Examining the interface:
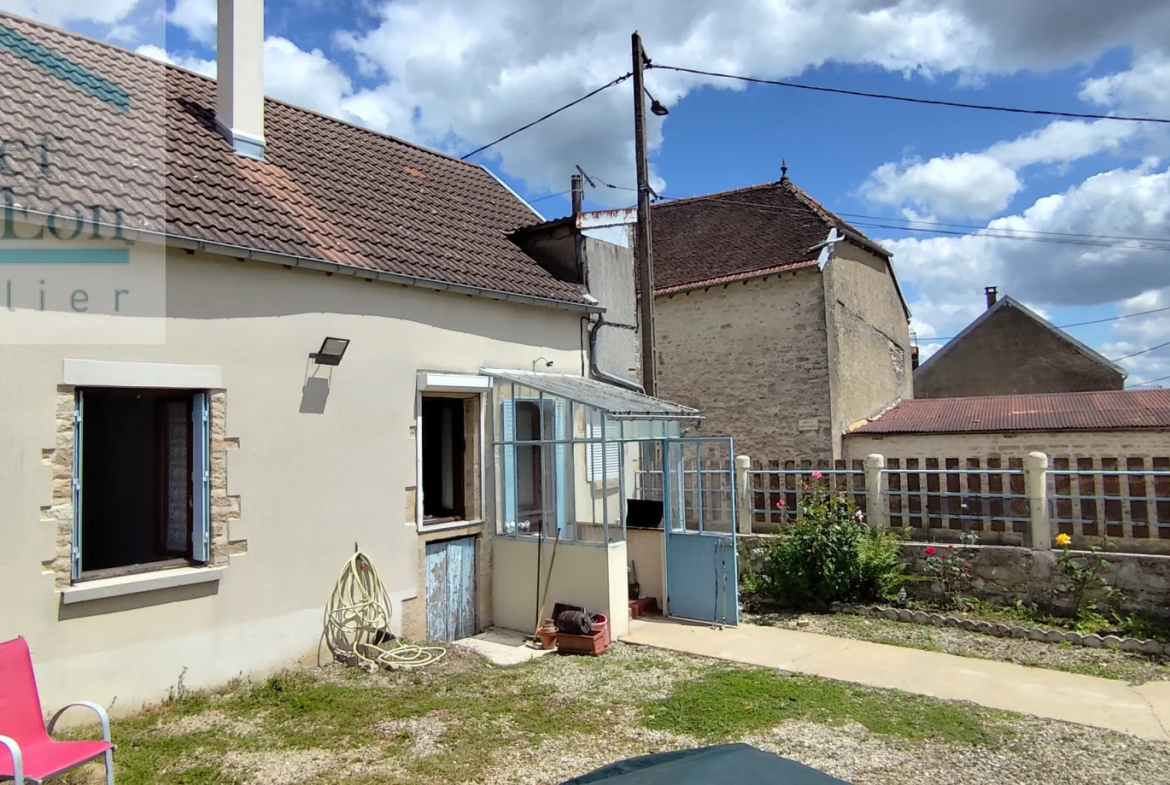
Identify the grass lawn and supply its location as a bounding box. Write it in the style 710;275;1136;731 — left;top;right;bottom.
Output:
58;643;1170;785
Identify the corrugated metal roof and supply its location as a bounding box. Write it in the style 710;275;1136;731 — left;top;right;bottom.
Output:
849;390;1170;435
482;370;700;420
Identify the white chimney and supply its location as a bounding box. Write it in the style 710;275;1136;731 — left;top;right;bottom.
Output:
216;0;266;160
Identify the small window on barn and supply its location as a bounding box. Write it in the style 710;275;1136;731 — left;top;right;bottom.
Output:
73;387;210;580
421;396;475;524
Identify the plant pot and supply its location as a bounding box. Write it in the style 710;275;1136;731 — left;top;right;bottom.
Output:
592;614;610;648
537;620;558;649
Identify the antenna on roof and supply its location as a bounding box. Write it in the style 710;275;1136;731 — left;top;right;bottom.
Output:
780;160;789;181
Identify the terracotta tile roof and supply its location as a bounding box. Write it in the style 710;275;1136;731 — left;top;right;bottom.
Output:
0;13;589;307
848;390;1170;435
649;178;889;293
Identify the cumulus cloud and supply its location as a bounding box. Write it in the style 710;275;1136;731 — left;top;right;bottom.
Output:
167;0;215;44
861;154;1023;219
0;0;141;26
860;118;1142;219
890;162;1170;371
135;38;415;136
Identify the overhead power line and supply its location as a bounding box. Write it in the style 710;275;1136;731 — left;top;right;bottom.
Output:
528;189;572;204
919;305;1170;343
652;192;1170;252
1111;339;1170;363
1130;373;1170;388
649;64;1170;125
460;73;633;161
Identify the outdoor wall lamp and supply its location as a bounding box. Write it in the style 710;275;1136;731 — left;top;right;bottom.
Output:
532;357;554;371
311;337;350;366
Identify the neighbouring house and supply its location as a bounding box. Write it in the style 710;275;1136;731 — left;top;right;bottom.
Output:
0;4;710;715
650;171;913;459
843;389;1170;463
914;287;1127;398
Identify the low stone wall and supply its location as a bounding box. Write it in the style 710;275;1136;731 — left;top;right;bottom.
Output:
739;535;1170;619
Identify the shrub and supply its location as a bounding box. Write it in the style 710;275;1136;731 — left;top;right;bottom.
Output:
921;531;979;608
756;477;907;608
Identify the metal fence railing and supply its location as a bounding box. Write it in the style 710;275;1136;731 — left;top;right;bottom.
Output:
736;453;1170;554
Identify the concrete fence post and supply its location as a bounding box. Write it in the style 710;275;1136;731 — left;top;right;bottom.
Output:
864;453;886;528
735;455;752;535
1026;451;1051;550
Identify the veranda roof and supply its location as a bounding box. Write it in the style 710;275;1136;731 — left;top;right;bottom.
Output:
481;370;700;421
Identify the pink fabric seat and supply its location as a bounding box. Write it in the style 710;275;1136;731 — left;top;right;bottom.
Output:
0;637;115;784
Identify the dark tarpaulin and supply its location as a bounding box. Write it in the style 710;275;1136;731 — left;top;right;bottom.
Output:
561;743;851;784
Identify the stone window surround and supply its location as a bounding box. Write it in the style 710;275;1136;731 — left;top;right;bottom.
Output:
46;360;246;604
414;373;489;534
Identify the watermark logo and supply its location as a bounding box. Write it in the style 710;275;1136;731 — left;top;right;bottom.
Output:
0;33;167;345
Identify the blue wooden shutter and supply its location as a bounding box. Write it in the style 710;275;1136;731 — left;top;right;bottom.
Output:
500;400;517;531
192;392;211;563
70;392;84;580
554;400;568;536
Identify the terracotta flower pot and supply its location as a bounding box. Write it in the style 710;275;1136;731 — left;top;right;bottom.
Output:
538;619;558;649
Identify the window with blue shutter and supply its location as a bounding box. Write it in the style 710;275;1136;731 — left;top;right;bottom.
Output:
70;387;213;578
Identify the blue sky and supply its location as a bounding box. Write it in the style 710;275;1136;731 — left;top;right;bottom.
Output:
6;0;1170;384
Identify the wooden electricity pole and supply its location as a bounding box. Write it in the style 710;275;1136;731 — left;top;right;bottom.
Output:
632;31;657;397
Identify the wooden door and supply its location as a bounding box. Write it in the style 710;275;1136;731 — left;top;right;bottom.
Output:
425;536;477;642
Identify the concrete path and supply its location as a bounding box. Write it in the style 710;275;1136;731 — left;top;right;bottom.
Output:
453;627;556;666
624;618;1170;742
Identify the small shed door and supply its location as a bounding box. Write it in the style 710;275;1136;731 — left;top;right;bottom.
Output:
425;536;477;642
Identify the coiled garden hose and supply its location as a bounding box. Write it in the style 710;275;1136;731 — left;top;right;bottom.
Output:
322;551;446;671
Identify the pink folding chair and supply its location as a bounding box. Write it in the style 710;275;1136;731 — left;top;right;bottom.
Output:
0;637;114;784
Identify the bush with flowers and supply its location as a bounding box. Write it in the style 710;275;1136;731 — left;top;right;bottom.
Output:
756;472;907;608
920;531;979;608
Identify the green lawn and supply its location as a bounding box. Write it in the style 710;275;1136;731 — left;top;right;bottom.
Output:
55;643;1167;785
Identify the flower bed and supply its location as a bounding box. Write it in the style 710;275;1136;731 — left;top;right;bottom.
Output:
830;602;1170;655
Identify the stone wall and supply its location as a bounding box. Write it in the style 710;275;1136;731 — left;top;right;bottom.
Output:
914;302;1125;398
654;269;833;459
823;241;913;457
739;534;1170;619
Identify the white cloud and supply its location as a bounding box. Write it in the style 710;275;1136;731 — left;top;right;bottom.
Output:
135;42;213;76
325;0;1170;202
1080;53;1170;118
135;38;414;136
861;154;1023;219
860;118;1141;219
0;0;140;26
891;162;1170;368
167;0;215;44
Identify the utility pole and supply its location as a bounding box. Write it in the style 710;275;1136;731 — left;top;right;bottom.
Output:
632;31;657;397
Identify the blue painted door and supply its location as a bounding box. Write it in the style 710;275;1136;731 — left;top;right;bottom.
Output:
425;536;477;642
663;438;739;625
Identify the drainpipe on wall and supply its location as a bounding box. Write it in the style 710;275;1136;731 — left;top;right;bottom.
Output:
573;174;646;394
589;316;645;393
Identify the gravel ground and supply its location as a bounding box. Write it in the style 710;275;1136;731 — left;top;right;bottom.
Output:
502;644;1170;785
746;609;1170;684
61;642;1170;785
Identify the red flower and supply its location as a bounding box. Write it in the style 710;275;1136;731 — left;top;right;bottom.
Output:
947;544;954;550
803;484;810;491
924;546;936;556
776;499;786;509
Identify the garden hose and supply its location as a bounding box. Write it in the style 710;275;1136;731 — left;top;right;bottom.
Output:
322;551;446;671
